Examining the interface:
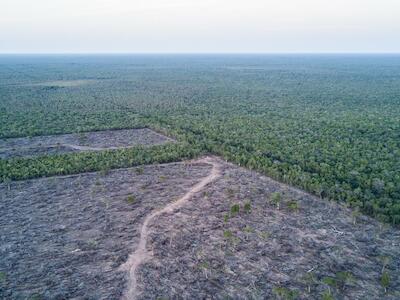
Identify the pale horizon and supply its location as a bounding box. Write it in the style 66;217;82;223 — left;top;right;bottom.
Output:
1;0;400;54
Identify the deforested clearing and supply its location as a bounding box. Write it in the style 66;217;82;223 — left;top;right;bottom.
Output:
1;158;399;299
0;128;174;159
28;80;97;88
0;160;212;299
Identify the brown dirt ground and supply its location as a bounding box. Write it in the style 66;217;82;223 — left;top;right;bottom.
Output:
1;157;399;299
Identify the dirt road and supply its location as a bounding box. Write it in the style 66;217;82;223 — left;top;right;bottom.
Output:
119;157;222;300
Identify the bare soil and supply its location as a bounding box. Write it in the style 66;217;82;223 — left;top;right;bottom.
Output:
0;128;174;159
1;157;399;299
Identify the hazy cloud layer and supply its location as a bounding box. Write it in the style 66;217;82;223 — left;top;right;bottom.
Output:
1;0;399;53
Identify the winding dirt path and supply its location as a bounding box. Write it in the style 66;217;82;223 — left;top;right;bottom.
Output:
119;157;222;300
0;128;175;158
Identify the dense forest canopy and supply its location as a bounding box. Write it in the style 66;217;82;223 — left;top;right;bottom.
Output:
0;54;399;224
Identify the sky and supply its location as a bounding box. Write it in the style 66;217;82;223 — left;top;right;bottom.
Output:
1;0;400;53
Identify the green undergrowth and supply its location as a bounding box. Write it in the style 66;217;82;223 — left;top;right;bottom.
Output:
0;142;201;182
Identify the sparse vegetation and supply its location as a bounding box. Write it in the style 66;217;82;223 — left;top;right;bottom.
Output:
381;271;390;293
322;276;336;295
223;214;229;223
244;201;251;213
287;200;299;212
243;225;253;240
321;290;334;300
272;286;299;300
126;195;136;204
271;192;281;209
198;261;210;278
321;272;355;295
380;255;392;273
87;239;98;249
230;204;240;216
223;230;233;239
257;230;270;240
335;271;355;290
0;271;6;283
301;272;317;293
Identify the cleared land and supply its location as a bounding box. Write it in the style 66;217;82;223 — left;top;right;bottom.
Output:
0;128;174;159
1;157;399;299
28;80;97;88
0;160;212;299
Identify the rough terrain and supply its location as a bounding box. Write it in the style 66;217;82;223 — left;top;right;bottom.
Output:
137;158;400;299
0;161;212;299
0;128;174;159
120;157;221;300
1;157;399;299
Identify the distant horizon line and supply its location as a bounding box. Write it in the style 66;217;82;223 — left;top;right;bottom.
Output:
1;52;400;56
